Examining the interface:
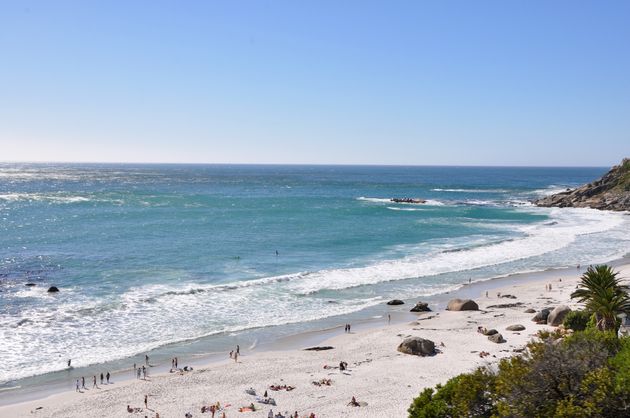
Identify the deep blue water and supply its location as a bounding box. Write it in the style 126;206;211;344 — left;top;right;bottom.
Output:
1;164;628;384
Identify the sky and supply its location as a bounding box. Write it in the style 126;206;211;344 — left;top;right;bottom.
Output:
1;1;629;166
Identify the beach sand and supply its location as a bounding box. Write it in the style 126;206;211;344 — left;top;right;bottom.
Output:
2;263;628;418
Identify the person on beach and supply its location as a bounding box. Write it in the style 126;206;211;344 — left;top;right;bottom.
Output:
137;367;141;379
67;359;71;368
348;396;360;407
348;324;351;332
485;291;488;297
234;351;239;363
175;357;178;368
81;376;85;390
142;365;146;379
93;375;97;388
229;350;233;359
133;362;136;376
145;354;149;366
237;345;240;355
100;372;104;385
388;313;391;324
106;371;110;384
75;379;80;392
171;358;175;368
144;394;148;409
268;410;274;418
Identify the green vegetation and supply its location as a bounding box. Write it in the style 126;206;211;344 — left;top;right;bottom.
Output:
571;265;630;332
409;265;630;418
562;310;591;332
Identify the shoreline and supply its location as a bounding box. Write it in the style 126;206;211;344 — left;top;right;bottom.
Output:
2;257;629;417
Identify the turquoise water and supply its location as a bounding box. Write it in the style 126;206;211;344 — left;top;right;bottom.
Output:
1;164;628;385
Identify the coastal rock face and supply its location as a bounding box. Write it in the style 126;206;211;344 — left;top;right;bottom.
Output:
488;333;506;343
397;337;436;356
446;299;479;311
410;302;431;312
547;305;571;327
534;158;630;211
47;286;59;293
532;308;551;324
387;299;405;305
506;324;526;331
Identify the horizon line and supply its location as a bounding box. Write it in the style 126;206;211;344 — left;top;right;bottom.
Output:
0;159;616;169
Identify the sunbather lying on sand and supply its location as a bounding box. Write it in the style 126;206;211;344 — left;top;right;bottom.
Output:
126;405;143;413
269;384;295;391
311;378;332;386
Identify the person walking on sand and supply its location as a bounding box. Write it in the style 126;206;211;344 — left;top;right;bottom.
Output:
106;372;110;384
93;375;97;388
137;367;141;379
236;345;240;355
100;372;104;385
175;357;178;368
144;394;148;409
81;376;85;390
142;365;146;379
75;379;80;392
133;362;136;377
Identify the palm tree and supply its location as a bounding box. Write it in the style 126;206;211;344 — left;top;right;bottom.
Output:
570;265;630;332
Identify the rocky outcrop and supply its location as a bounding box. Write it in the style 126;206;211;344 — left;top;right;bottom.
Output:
484;329;498;336
547;305;571;327
391;198;426;204
524;308;536;313
47;286;59;293
534;158;630;211
446;299;479;311
410;302;431;312
532;308;551;324
397;337;436;356
387;299;405;305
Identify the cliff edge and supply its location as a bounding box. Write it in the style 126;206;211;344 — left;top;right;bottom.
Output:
534;158;630;211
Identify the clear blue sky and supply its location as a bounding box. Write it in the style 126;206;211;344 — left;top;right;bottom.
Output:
1;1;629;166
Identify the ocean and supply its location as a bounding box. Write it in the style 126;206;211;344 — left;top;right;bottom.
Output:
1;163;628;387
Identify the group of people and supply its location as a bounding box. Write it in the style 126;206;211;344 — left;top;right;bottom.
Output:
267;410;316;418
229;345;240;362
133;362;148;379
343;323;352;333
75;372;111;392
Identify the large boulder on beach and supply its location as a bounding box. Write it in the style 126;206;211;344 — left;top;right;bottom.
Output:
387;299;405;305
410;302;431;312
532;308;551;324
397;337;436;356
547;305;571;327
446;298;479;311
506;324;526;331
484;329;498;336
524;308;536;313
488;333;506;343
47;286;59;293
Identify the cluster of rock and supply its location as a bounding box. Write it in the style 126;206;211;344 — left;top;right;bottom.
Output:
390;198;426;204
532;305;571;326
534;158;630;211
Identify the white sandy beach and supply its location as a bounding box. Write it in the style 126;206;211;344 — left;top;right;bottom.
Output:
2;263;628;418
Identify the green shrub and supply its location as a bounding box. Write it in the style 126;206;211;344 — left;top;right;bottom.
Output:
563;310;591;331
409;330;630;417
408;368;496;418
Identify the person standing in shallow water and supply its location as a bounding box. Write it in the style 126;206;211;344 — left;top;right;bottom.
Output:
100;372;104;385
93;375;97;388
106;372;110;384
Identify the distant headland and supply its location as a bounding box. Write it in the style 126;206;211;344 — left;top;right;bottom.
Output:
534;158;630;211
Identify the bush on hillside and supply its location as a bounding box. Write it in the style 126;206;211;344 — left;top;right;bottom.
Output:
562;309;591;332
